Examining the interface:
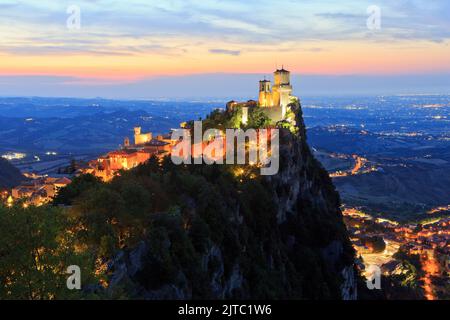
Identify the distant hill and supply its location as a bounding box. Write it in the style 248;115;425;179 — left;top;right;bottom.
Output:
331;163;450;221
0;97;216;154
0;158;24;188
0;109;206;153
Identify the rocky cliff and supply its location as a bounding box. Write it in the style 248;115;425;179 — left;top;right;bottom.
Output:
105;101;357;299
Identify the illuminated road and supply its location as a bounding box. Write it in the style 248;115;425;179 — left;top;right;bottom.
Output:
330;154;367;177
420;251;440;300
351;155;365;175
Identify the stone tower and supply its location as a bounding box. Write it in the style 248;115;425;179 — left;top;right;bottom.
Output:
272;67;292;118
134;126;152;145
258;79;273;107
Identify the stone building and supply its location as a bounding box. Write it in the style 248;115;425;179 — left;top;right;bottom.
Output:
227;67;297;124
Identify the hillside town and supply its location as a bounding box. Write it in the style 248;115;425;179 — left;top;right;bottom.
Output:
343;207;450;300
80;128;177;181
1;176;72;207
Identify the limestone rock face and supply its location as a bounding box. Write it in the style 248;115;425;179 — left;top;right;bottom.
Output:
106;101;356;300
266;103;356;299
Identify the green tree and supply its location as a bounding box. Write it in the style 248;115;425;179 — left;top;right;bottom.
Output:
0;204;96;299
53;174;102;206
248;108;272;128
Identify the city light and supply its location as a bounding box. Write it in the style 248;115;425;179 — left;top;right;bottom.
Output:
2;152;26;160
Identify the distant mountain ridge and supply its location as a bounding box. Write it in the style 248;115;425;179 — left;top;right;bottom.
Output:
0;100;216;153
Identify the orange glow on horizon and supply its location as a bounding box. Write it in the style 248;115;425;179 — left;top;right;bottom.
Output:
1;40;449;82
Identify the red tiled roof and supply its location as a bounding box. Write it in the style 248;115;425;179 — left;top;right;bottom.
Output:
54;177;72;185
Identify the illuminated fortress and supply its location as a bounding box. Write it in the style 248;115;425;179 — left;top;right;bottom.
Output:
227;67;297;123
258;67;293;112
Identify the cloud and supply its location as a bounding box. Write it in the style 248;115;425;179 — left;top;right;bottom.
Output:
314;1;450;43
0;0;449;63
315;12;365;20
208;49;241;56
301;47;327;52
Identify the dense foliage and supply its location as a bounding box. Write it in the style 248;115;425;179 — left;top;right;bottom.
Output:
0;204;97;299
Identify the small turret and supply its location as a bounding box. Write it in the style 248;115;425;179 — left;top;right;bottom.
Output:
259;79;271;92
124;137;130;148
258;79;273;107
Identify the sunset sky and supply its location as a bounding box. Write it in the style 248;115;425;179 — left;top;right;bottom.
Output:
0;0;449;98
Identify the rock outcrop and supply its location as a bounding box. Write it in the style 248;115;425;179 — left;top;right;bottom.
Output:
106;101;356;300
